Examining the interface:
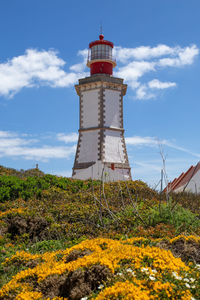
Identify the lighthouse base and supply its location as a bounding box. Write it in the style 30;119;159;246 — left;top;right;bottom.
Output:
72;161;131;182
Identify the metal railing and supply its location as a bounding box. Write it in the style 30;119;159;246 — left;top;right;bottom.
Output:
88;50;116;62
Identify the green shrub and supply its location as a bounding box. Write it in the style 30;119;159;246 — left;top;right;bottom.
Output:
148;200;200;233
30;239;65;253
0;173;100;202
0;186;11;202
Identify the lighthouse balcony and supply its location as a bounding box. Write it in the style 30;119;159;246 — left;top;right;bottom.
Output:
87;50;116;67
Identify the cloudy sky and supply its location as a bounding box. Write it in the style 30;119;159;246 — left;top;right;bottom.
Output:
0;0;200;187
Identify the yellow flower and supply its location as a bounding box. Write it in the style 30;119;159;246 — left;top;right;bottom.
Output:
0;208;25;218
0;237;196;299
95;281;150;300
15;291;43;300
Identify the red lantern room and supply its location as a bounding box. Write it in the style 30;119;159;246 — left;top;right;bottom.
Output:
87;34;116;76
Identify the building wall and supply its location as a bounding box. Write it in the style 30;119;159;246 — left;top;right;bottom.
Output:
73;161;130;181
174;170;200;194
73;75;131;181
104;89;121;128
103;130;126;163
81;89;99;128
77;130;99;163
183;170;200;194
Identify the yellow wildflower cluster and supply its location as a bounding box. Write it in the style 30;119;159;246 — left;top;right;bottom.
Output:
4;243;15;248
4;250;43;265
15;291;43;300
0;237;196;299
124;236;148;243
151;281;174;298
15;291;66;300
95;281;150;299
0;208;25;218
95;278;192;300
170;235;200;244
124;235;200;245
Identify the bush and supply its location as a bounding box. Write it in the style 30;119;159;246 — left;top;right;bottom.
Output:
0;173;98;202
148;199;200;233
0;186;11;202
0;176;23;202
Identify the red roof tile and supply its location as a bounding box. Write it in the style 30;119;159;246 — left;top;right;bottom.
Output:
164;162;200;193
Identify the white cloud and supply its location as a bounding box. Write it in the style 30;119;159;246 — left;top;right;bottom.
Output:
0;145;76;161
77;49;88;60
135;85;155;100
0;130;76;161
134;161;162;173
70;63;85;73
116;60;155;83
114;44;199;99
126;135;200;158
0;130;17;138
0;43;198;100
158;45;199;67
21;146;75;161
126;136;200;186
70;49;88;72
164;141;200;158
0;49;86;97
133;79;176;100
126;136;165;146
114;45;175;62
114;44;199;65
0;138;31;148
148;79;176;89
57;132;78;143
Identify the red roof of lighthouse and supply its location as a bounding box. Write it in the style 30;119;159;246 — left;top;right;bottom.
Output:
87;34;116;76
89;34;114;48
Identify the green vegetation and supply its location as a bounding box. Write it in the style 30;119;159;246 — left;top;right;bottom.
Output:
0;165;200;299
148;199;200;233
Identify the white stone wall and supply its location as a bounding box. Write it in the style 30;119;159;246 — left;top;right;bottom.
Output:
103;130;126;163
104;89;121;128
73;79;130;181
82;89;99;128
115;168;130;176
77;131;99;163
187;170;200;194
179;170;200;194
174;170;200;194
73;161;129;181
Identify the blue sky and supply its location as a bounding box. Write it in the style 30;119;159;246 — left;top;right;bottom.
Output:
0;0;200;187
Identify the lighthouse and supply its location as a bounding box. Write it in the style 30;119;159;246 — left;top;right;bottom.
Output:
72;34;131;181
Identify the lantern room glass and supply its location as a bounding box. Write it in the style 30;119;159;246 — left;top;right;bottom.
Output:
91;44;112;60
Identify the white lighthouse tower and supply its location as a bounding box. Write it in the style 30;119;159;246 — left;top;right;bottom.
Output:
72;34;131;181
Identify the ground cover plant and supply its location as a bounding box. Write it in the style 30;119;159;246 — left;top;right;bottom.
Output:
0;165;200;299
1;236;200;299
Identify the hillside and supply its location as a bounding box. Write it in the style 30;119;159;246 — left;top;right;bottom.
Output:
0;166;200;299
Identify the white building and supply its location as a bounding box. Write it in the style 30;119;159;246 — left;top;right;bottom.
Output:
165;162;200;194
72;34;131;181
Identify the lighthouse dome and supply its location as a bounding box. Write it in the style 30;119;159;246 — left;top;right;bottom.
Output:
87;35;116;76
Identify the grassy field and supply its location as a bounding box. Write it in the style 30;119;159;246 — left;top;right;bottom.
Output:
0;166;200;299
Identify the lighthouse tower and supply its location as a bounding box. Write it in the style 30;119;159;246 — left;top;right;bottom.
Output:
72;34;131;181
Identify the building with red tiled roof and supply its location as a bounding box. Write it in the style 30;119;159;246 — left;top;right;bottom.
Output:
165;162;200;194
